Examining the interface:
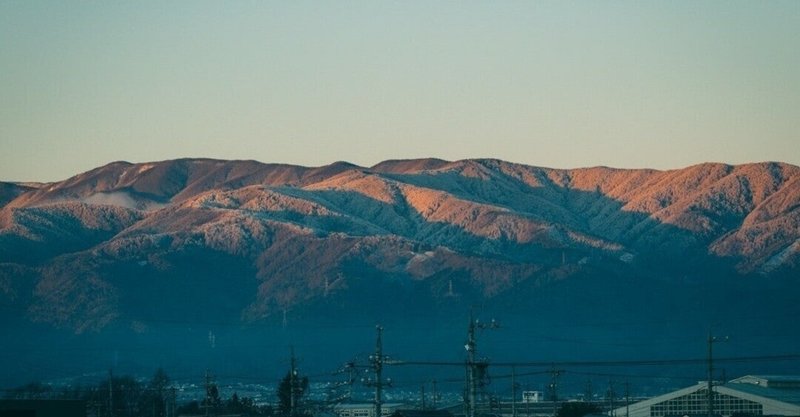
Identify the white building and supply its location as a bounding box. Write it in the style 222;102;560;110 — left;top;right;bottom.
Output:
612;375;800;417
333;403;405;417
522;391;543;403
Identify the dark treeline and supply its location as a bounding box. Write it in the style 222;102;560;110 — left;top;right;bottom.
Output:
3;368;277;417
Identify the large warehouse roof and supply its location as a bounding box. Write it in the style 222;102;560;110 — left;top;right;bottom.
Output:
727;376;800;407
612;375;800;417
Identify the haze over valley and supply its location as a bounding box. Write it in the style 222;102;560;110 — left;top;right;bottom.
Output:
1;158;798;391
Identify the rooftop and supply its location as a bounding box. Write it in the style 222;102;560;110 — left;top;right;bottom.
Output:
725;382;800;406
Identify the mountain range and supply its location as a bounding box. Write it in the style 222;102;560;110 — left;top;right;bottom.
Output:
1;158;799;387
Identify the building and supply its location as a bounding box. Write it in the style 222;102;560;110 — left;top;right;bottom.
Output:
611;375;800;417
522;391;543;403
334;403;405;417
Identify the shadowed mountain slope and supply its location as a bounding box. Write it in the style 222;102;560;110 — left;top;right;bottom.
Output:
0;158;798;335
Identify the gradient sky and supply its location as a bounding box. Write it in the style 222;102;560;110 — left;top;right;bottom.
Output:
1;1;799;182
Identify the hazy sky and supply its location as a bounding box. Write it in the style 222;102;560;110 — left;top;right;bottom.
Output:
1;1;798;182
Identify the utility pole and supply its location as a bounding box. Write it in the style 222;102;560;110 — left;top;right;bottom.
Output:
526;390;530;417
204;369;211;417
708;333;713;417
465;311;499;417
203;369;220;417
375;325;384;417
549;367;562;417
290;346;298;417
432;380;438;409
584;379;593;403
511;366;517;417
366;325;391;417
606;381;616;417
169;387;177;417
348;362;355;401
108;368;114;417
707;333;727;417
466;313;476;417
624;381;630;417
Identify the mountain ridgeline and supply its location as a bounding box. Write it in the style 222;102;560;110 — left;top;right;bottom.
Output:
1;158;799;386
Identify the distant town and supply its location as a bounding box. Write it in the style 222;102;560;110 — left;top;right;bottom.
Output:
3;322;799;417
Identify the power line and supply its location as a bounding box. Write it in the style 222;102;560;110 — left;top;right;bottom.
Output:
4;352;796;394
390;353;800;368
565;371;699;382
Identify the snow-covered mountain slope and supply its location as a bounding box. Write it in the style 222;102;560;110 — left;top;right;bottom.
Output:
1;158;798;332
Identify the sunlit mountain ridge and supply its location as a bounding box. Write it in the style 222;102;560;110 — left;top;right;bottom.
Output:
1;157;799;387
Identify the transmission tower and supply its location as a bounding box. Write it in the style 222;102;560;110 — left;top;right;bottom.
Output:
465;311;498;417
364;325;392;417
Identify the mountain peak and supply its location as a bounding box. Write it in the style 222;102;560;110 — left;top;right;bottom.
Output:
1;157;799;334
371;158;451;173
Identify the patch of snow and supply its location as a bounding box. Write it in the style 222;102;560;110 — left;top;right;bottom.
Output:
82;192;139;210
82;191;165;211
137;164;155;174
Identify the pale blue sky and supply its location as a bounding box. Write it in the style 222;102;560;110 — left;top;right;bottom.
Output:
1;1;798;182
